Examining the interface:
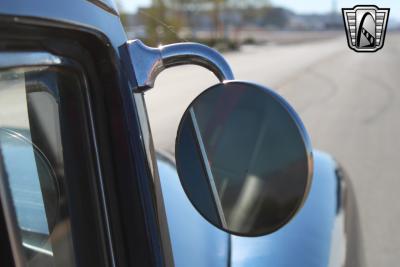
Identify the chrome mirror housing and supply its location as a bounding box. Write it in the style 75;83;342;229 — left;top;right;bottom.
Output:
127;39;234;92
127;40;313;237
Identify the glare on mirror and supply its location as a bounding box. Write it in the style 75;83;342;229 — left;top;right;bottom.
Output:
175;81;312;236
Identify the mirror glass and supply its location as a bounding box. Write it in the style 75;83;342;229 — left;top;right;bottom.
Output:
175;81;313;236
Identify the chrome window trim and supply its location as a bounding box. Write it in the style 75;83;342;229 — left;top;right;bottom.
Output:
86;0;119;16
0;52;63;69
0;51;115;266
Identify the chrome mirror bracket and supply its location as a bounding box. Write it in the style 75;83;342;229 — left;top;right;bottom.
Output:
127;39;235;93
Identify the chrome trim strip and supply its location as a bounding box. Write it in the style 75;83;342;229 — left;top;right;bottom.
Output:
86;0;119;16
189;107;227;228
127;39;235;92
22;242;53;257
0;52;62;69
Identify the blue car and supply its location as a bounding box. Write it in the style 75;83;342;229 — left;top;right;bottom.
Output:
0;0;363;266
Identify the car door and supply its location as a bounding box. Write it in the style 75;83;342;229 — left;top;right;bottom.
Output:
0;1;175;264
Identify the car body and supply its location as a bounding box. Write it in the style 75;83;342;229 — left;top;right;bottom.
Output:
0;0;363;266
158;151;364;267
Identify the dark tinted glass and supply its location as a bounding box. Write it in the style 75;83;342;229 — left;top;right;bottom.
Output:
175;81;312;236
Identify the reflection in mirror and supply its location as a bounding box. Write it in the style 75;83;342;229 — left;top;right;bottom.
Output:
175;81;313;236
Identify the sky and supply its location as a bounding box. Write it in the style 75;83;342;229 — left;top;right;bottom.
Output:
118;0;400;20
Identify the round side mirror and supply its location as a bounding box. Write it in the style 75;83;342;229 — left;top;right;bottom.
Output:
175;81;313;236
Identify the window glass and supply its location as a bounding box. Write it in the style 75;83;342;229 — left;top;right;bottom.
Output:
0;68;74;266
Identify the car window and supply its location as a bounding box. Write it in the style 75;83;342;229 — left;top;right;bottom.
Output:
0;68;75;266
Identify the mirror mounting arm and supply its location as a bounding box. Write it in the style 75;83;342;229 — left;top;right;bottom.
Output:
127;39;235;93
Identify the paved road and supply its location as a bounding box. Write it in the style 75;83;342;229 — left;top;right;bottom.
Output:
145;32;400;267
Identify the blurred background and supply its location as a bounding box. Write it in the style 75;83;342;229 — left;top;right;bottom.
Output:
116;1;399;266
